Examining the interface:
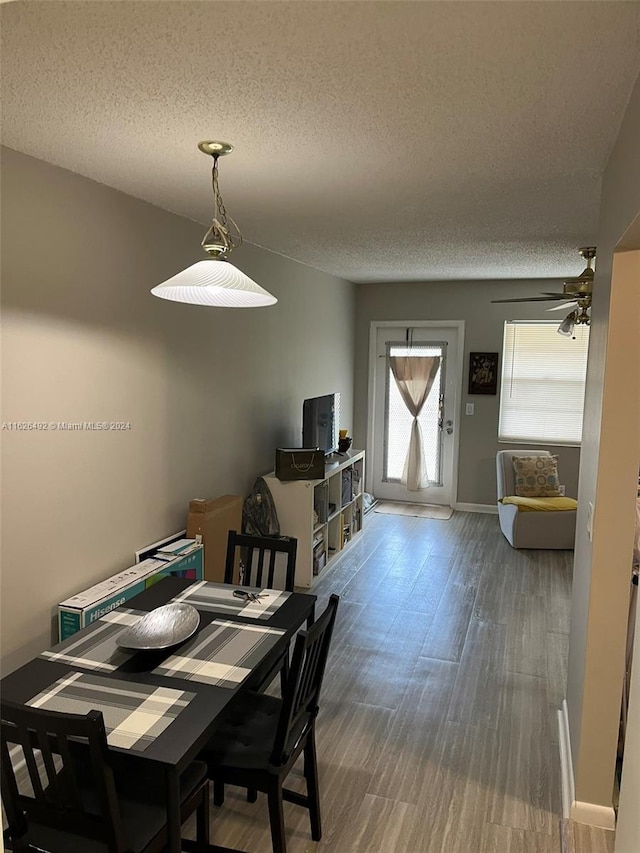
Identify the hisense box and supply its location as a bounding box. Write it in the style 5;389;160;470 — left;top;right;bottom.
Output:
57;545;203;641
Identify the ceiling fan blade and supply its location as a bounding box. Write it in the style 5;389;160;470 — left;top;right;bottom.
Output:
547;301;579;312
491;294;568;304
490;247;595;317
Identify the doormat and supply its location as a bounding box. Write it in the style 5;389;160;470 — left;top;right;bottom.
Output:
373;501;454;520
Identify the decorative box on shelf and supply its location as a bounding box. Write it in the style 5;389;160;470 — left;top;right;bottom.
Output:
275;448;325;481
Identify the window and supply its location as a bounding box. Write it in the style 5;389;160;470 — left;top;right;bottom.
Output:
384;343;444;484
498;321;589;445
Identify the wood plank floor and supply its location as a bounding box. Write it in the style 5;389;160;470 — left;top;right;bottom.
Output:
561;820;616;853
200;510;576;852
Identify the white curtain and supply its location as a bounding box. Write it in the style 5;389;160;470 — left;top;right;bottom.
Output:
390;355;441;490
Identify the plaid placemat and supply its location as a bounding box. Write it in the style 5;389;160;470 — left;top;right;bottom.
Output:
26;672;195;752
171;581;290;620
41;608;144;672
152;619;286;688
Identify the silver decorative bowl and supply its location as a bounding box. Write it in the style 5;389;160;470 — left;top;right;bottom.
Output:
116;603;200;651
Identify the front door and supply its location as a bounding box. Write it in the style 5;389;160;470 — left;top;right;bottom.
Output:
371;324;461;506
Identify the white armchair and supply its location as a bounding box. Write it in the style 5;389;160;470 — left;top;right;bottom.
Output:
496;449;577;549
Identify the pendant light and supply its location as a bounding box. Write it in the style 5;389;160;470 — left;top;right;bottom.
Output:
557;309;578;337
151;142;277;308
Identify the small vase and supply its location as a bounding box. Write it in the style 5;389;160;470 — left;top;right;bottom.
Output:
338;436;352;453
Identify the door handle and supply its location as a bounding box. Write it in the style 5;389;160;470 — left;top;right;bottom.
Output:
445;420;453;435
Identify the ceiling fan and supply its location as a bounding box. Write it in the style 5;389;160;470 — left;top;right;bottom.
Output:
492;246;596;336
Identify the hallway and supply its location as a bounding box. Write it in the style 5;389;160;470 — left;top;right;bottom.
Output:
207;510;576;852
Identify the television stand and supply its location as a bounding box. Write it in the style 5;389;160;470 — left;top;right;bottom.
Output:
264;450;365;588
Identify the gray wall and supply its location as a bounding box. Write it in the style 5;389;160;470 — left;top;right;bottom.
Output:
354;281;581;505
0;147;356;674
566;70;640;815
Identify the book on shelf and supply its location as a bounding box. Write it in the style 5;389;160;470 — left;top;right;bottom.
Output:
314;482;329;524
313;546;326;575
341;470;352;507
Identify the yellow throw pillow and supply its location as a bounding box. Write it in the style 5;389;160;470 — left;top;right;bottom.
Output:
501;496;577;512
512;455;561;497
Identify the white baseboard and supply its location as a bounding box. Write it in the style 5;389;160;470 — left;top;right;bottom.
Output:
569;802;616;831
454;502;498;514
558;700;617;831
558;701;575;819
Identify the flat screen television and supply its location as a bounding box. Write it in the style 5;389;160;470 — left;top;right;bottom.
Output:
302;393;340;456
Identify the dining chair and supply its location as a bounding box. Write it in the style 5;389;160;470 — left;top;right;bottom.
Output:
224;530;300;694
224;530;298;591
1;701;210;853
199;594;340;853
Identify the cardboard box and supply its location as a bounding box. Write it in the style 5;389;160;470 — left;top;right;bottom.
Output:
188;498;221;514
186;494;243;582
58;545;203;641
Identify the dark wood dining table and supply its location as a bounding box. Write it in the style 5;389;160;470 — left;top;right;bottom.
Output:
0;576;317;853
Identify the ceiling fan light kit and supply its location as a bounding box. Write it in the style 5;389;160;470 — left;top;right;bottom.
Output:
491;247;595;336
557;309;579;337
151;142;277;308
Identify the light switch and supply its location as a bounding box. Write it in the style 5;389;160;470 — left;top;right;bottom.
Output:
465;403;475;415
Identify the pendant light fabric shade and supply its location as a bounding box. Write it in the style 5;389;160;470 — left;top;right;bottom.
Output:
151;259;277;308
151;141;277;308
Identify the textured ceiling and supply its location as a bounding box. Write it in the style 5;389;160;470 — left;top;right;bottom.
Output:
2;1;639;283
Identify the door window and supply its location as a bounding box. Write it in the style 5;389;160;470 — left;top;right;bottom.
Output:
384;342;445;486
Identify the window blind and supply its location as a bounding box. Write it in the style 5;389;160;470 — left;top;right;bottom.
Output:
498;321;589;445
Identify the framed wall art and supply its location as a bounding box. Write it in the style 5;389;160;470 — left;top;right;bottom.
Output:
468;352;499;395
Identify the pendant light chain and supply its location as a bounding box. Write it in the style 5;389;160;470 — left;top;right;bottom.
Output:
211;155;224;227
208;155;242;252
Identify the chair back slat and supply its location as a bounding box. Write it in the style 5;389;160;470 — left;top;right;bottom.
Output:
55;731;83;808
244;545;256;584
224;530;298;591
23;732;46;799
35;728;58;797
35;727;74;808
270;595;339;766
1;702;126;853
268;550;278;588
256;548;266;587
1;736;26;838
